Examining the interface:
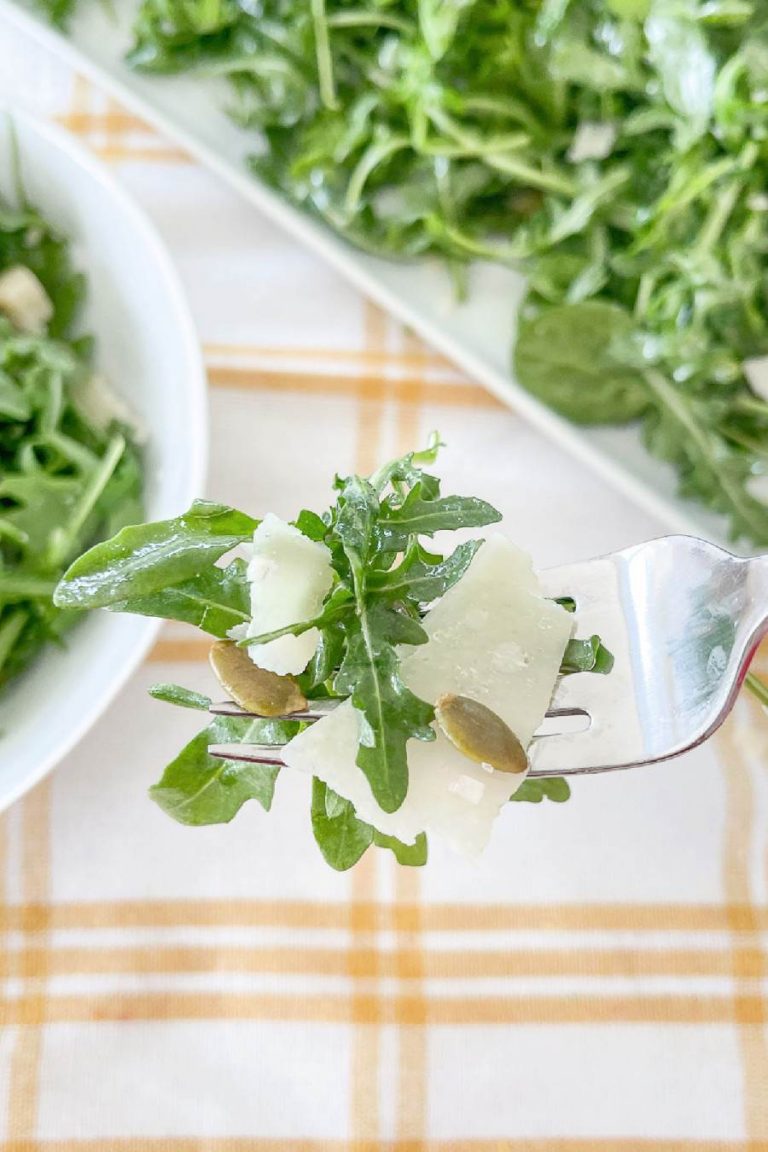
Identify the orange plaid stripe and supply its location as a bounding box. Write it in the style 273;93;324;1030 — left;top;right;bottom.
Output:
0;991;763;1027
718;700;768;1140
57;77;189;163
1;1141;764;1151
0;943;764;981
205;363;500;411
1;898;766;934
7;782;52;1139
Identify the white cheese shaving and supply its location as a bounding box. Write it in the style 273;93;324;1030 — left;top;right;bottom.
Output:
746;473;768;507
743;356;768;403
567;122;617;164
282;535;573;857
230;514;333;676
0;266;53;335
71;373;147;443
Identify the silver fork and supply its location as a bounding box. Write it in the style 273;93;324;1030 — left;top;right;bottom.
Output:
209;535;768;778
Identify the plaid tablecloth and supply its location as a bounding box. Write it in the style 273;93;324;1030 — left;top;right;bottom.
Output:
1;20;768;1151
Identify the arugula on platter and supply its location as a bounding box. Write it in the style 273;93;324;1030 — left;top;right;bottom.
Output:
38;0;768;545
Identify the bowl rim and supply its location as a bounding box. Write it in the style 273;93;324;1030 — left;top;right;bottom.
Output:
0;106;208;811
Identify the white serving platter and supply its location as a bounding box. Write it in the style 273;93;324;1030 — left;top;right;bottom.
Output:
0;0;737;549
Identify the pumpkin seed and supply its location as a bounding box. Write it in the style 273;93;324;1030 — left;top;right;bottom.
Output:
209;640;308;716
435;693;528;774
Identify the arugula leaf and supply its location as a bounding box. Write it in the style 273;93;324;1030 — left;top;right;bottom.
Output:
239;586;353;648
368;539;482;603
0;370;30;419
373;829;428;866
311;778;373;870
511;776;571;804
323;785;349;819
646;2;715;144
378;481;501;550
32;0;78;25
149;683;213;710
336;623;435;812
366;602;428;648
55;502;256;609
514;302;649;425
111;558;250;636
298;619;346;696
334;474;379;563
294;508;328;542
561;635;615;675
0;609;29;678
641;368;768;545
150;714;284;825
745;672;768;709
311;779;428;868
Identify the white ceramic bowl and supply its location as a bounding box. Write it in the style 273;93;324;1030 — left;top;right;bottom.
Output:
0;109;207;810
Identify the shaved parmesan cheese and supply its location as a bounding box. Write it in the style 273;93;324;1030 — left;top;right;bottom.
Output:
283;536;573;857
746;473;768;507
743;356;768;403
568;121;617;163
72;373;147;443
0;266;53;334
230;514;333;676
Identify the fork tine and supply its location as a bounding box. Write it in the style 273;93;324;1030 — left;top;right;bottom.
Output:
209;711;587;769
210;696;578;723
528;729;612;776
547;670;615;717
207;740;589;777
208;699;339;722
210;743;285;766
538;556;617;609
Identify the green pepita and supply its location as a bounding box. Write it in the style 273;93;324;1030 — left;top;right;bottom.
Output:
209;640;308;716
435;693;528;774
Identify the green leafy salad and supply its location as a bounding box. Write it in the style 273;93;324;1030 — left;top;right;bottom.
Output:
35;0;768;545
0;189;143;691
55;438;614;868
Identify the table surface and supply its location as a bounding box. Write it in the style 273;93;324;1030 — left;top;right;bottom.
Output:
1;19;767;1150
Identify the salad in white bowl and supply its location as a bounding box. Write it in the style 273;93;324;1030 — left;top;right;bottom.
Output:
0;110;206;807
